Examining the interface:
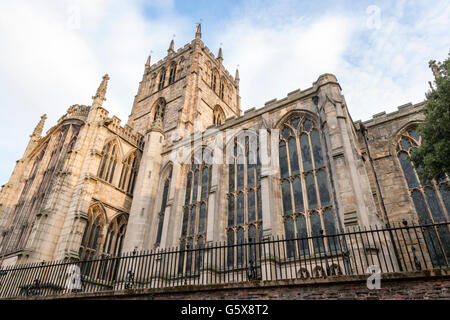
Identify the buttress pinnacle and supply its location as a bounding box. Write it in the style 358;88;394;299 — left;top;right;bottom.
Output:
92;74;110;107
31;114;47;138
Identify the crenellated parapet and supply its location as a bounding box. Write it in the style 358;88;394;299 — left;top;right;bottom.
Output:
104;115;144;149
200;43;237;85
56;104;91;124
354;101;425;130
147;42;193;74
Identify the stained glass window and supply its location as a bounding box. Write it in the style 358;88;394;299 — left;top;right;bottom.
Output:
279;141;289;179
98;141;118;184
168;63;177;85
293;177;304;213
227;229;234;267
296;215;309;256
398;152;419;188
278;115;338;258
155;170;172;245
104;214;127;257
310;212;324;254
158;67;166;90
119;151;139;194
228;195;235;227
282;180;292;215
79;206;106;261
180;148;212;252
285;216;296;257
227;134;263;266
396;126;449;265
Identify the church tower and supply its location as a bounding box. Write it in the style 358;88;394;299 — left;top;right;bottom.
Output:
122;25;241;251
127;24;241;138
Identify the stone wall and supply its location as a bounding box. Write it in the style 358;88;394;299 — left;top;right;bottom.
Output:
355;102;425;224
25;270;449;300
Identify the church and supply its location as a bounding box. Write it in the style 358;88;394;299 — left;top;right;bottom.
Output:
0;24;448;276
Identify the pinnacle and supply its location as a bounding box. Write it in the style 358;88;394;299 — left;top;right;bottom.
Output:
168;39;175;54
92;74;110;107
31;114;47;138
196;23;202;39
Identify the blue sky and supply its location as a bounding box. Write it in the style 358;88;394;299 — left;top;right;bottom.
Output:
0;0;449;185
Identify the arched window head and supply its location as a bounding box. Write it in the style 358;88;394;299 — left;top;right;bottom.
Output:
158;67;166;90
119;151;139;194
278;114;337;258
153;99;166;122
103;214;127;257
79;205;106;261
213;105;225;126
168;62;177;85
396;125;449;265
98;140;119;184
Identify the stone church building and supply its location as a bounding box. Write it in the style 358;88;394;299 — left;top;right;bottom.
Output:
0;24;448;269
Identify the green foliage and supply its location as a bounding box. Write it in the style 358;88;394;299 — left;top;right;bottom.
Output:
410;53;450;182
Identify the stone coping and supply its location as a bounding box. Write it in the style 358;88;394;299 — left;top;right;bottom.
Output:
11;268;449;300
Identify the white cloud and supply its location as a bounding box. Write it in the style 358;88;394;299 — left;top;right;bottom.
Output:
219;13;355;109
0;0;449;184
0;0;190;184
332;0;450;121
214;0;449;123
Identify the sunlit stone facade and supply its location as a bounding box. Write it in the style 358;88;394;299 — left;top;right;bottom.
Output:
1;25;448;267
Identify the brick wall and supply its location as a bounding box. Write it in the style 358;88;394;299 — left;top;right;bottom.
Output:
124;277;449;300
27;270;449;300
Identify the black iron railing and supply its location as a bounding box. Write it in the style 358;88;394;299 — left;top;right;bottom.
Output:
0;221;448;298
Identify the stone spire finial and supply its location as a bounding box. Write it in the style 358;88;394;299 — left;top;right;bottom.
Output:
168;39;175;54
429;60;441;81
145;55;151;69
235;68;240;83
31;114;47;138
195;23;202;39
92;74;110;107
217;47;223;63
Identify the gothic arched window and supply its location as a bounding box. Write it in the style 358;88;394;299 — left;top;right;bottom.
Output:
79;205;106;261
98;140;118;184
213;105;225;126
227;133;262;266
155;167;172;246
119;151;138;194
153;99;166;122
396;126;449;266
179;148;212;274
103;214;127;257
278;115;337;258
219;80;225;100
211;70;217;92
168;62;177;85
158;67;166;90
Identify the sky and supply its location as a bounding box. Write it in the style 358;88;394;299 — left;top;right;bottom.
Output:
0;0;449;185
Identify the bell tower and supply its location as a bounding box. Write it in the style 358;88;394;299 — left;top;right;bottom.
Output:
127;24;241;139
122;25;241;251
